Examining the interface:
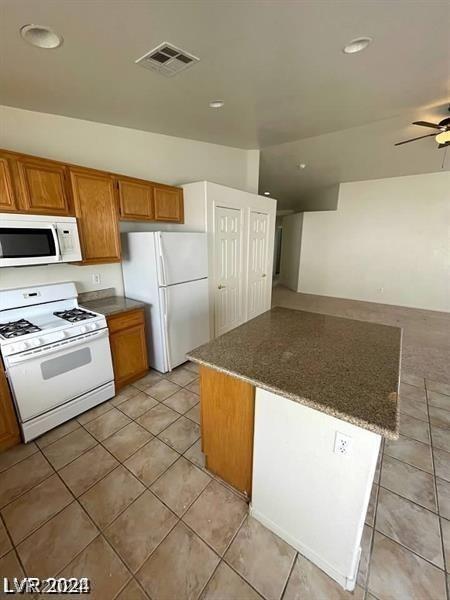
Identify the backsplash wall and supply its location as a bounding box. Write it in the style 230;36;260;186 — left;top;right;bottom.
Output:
0;263;124;296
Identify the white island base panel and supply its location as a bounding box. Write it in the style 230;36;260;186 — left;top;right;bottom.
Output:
250;388;381;591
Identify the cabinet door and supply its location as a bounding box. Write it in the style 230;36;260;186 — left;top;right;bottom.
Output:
16;157;71;215
200;365;255;497
70;168;121;264
117;178;154;220
0;365;21;453
247;211;271;320
0;155;17;212
214;206;243;337
154;186;184;222
109;323;148;390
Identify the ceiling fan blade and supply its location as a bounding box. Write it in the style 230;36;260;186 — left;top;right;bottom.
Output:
438;143;450;149
412;120;441;129
395;133;437;146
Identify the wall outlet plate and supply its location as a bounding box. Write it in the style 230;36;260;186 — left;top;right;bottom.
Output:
92;273;101;285
334;432;352;456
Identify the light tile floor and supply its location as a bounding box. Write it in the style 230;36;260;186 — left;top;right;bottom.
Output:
0;363;449;598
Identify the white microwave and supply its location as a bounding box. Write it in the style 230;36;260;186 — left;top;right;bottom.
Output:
0;213;82;267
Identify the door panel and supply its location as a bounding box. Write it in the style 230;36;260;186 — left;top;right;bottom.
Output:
16;158;70;215
0;364;20;452
117;178;154;220
247;211;270;320
214;206;243;336
162;279;210;370
110;324;148;389
0;156;17;212
154;186;184;222
69;168;121;264
200;365;255;497
157;232;208;285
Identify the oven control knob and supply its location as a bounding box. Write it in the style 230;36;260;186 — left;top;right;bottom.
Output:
29;338;40;348
80;326;87;334
87;322;98;331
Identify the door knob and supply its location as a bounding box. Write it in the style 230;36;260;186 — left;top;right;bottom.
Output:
218;284;226;289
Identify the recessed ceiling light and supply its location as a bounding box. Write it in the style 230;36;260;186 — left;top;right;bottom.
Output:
264;191;270;196
343;37;372;55
20;24;63;49
209;100;224;109
298;163;307;169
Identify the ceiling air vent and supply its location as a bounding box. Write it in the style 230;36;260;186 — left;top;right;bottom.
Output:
135;42;199;77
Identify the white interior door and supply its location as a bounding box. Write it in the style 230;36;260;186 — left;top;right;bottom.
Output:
247;210;271;320
214;206;243;336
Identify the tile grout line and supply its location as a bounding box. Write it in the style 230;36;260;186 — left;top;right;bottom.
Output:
376;424;448;573
425;379;450;599
279;550;298;600
364;441;384;595
0;376;199;585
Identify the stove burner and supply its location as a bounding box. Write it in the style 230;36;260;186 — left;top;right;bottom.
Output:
0;319;42;339
54;308;97;323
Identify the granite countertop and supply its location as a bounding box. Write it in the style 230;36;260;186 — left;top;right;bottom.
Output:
187;306;402;439
80;295;144;317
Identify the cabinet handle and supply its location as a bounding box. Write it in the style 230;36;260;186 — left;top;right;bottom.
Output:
262;273;267;278
218;284;226;290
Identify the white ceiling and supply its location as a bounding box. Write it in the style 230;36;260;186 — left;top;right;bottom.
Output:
260;108;450;210
1;0;449;206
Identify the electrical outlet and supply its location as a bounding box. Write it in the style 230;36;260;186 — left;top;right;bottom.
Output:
334;432;352;456
92;273;101;285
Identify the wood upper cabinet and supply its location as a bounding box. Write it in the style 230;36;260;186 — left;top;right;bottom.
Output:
107;309;149;390
154;185;184;222
69;168;121;264
0;154;17;212
116;177;154;221
0;147;185;227
15;156;71;215
0;363;21;453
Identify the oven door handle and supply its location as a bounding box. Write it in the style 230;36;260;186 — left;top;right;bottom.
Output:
7;329;109;365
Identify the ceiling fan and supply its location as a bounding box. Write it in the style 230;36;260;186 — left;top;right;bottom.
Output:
395;109;450;148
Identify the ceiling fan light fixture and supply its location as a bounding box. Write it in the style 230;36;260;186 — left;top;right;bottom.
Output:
343;37;373;54
20;24;63;49
435;131;450;144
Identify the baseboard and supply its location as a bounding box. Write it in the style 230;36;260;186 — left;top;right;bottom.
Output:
249;505;360;591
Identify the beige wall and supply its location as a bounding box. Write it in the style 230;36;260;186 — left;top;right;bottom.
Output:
280;213;303;291
0;105;259;294
298;172;450;312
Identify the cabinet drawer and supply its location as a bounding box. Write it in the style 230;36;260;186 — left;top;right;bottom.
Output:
107;308;145;334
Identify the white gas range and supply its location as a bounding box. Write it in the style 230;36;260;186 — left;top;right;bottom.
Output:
0;282;115;442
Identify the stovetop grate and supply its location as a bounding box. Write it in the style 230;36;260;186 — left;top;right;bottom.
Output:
0;319;42;339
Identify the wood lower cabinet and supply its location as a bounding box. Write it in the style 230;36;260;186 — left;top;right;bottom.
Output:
117;176;154;221
70;168;121;264
154;185;184;222
108;308;149;390
16;156;71;215
0;155;18;212
200;365;255;497
0;363;21;453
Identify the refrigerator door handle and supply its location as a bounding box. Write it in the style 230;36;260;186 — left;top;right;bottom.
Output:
161;287;172;372
157;233;167;287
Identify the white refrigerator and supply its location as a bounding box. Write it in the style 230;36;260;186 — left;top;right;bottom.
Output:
121;232;210;373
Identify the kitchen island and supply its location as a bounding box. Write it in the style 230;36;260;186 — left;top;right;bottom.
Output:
187;306;401;591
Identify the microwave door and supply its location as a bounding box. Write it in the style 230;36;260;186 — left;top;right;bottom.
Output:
0;223;61;267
